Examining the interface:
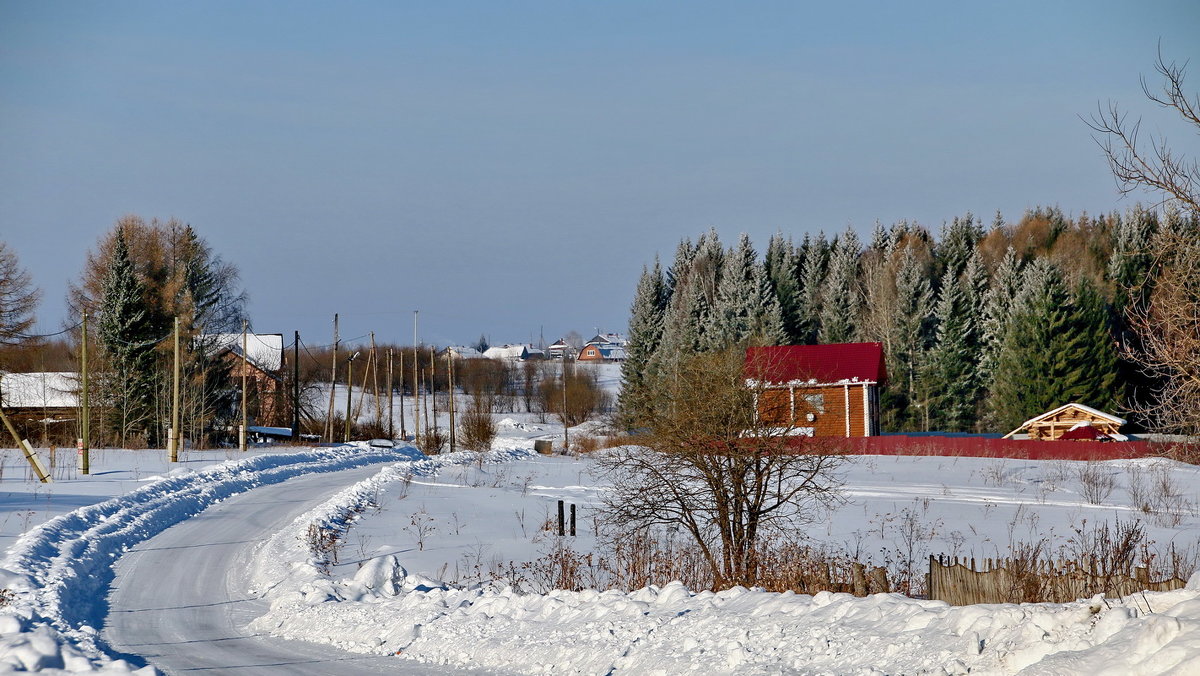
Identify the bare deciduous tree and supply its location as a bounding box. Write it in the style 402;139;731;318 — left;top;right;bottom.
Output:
1088;48;1200;216
0;241;40;346
1126;217;1200;435
593;347;844;587
1091;50;1200;436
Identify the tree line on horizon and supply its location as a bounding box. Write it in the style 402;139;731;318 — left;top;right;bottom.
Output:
621;204;1199;435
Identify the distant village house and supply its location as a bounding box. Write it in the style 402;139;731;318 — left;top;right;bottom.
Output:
204;332;285;427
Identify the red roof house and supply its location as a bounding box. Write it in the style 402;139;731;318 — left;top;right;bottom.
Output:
746;343;886;438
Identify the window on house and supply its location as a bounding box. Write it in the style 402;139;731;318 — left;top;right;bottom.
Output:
803;393;825;414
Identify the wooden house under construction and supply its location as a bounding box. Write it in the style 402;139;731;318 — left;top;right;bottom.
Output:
1002;403;1127;441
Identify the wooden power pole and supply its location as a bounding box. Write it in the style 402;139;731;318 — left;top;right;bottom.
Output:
386;348;394;439
398;350;407;439
344;351;358;442
169;316;181;462
0;406;49;483
325;314;339;443
80;311;90;475
240;320;248;451
292;330;300;442
412;310;420;443
447;350;456;453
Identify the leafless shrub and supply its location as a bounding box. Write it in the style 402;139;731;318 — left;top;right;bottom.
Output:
1000;539;1054;603
305;523;340;575
406;508;436;551
982;461;1008;487
1077;462;1117;504
570;434;601;454
458;396;497;451
418;428;447;454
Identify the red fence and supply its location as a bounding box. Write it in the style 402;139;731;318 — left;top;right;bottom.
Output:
825;435;1165;461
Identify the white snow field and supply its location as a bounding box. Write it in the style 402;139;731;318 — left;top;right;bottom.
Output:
2;409;1200;673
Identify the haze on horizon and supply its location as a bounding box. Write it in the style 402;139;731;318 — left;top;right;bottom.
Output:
2;1;1198;348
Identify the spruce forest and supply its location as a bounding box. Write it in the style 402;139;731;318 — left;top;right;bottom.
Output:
621;204;1199;436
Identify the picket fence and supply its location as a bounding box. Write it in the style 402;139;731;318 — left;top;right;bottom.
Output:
927;554;1188;605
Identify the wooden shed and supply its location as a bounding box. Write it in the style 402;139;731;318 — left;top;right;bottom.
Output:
745;343;886;438
1002;403;1127;441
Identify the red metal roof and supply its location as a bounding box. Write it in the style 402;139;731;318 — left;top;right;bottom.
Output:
745;343;887;385
1058;426;1112;441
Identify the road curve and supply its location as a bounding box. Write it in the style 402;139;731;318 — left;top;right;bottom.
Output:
103;464;486;675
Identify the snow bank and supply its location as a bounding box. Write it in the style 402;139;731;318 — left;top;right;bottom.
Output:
247;454;1200;675
0;443;415;674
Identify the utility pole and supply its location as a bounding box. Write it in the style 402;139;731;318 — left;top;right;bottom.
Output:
0;406;49;483
326;314;339;443
344;351;359;442
240;320;248;451
292;330;300;442
369;332;380;430
429;345;437;437
80;311;90;475
562;349;569;451
169;316;181;461
412;310;420;443
447;351;456;453
386;348;394;439
399;350;406;439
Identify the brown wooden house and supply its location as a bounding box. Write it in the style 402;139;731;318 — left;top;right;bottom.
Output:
1002;403;1127;441
746;343;886;438
205;333;286;428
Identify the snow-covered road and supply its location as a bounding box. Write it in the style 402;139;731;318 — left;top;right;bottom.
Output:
104;465;487;675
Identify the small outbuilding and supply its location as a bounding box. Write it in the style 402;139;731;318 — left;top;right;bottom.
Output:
745;342;886;438
1002;403;1127;441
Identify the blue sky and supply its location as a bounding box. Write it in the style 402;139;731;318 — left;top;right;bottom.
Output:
2;1;1198;347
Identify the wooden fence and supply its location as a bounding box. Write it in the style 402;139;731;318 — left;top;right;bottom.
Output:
844;435;1166;461
927;554;1188;605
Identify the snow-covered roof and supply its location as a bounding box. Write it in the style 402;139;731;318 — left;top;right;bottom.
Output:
0;372;79;409
1017;403;1127;430
483;344;530;360
446;346;485;359
586;333;626;346
203;333;283;372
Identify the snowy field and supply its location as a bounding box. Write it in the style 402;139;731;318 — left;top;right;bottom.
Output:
1;362;1200;673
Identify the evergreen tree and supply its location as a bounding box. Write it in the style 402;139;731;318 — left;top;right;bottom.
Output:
818;227;860;344
620;260;668;426
991;263;1120;431
707;234;785;348
924;267;979;432
98;228;159;446
979;247;1022;390
653;237;714;373
652;238;697;374
765;233;803;343
886;246;933;430
1061;278;1119;412
936;213;983;280
794;232;829;344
